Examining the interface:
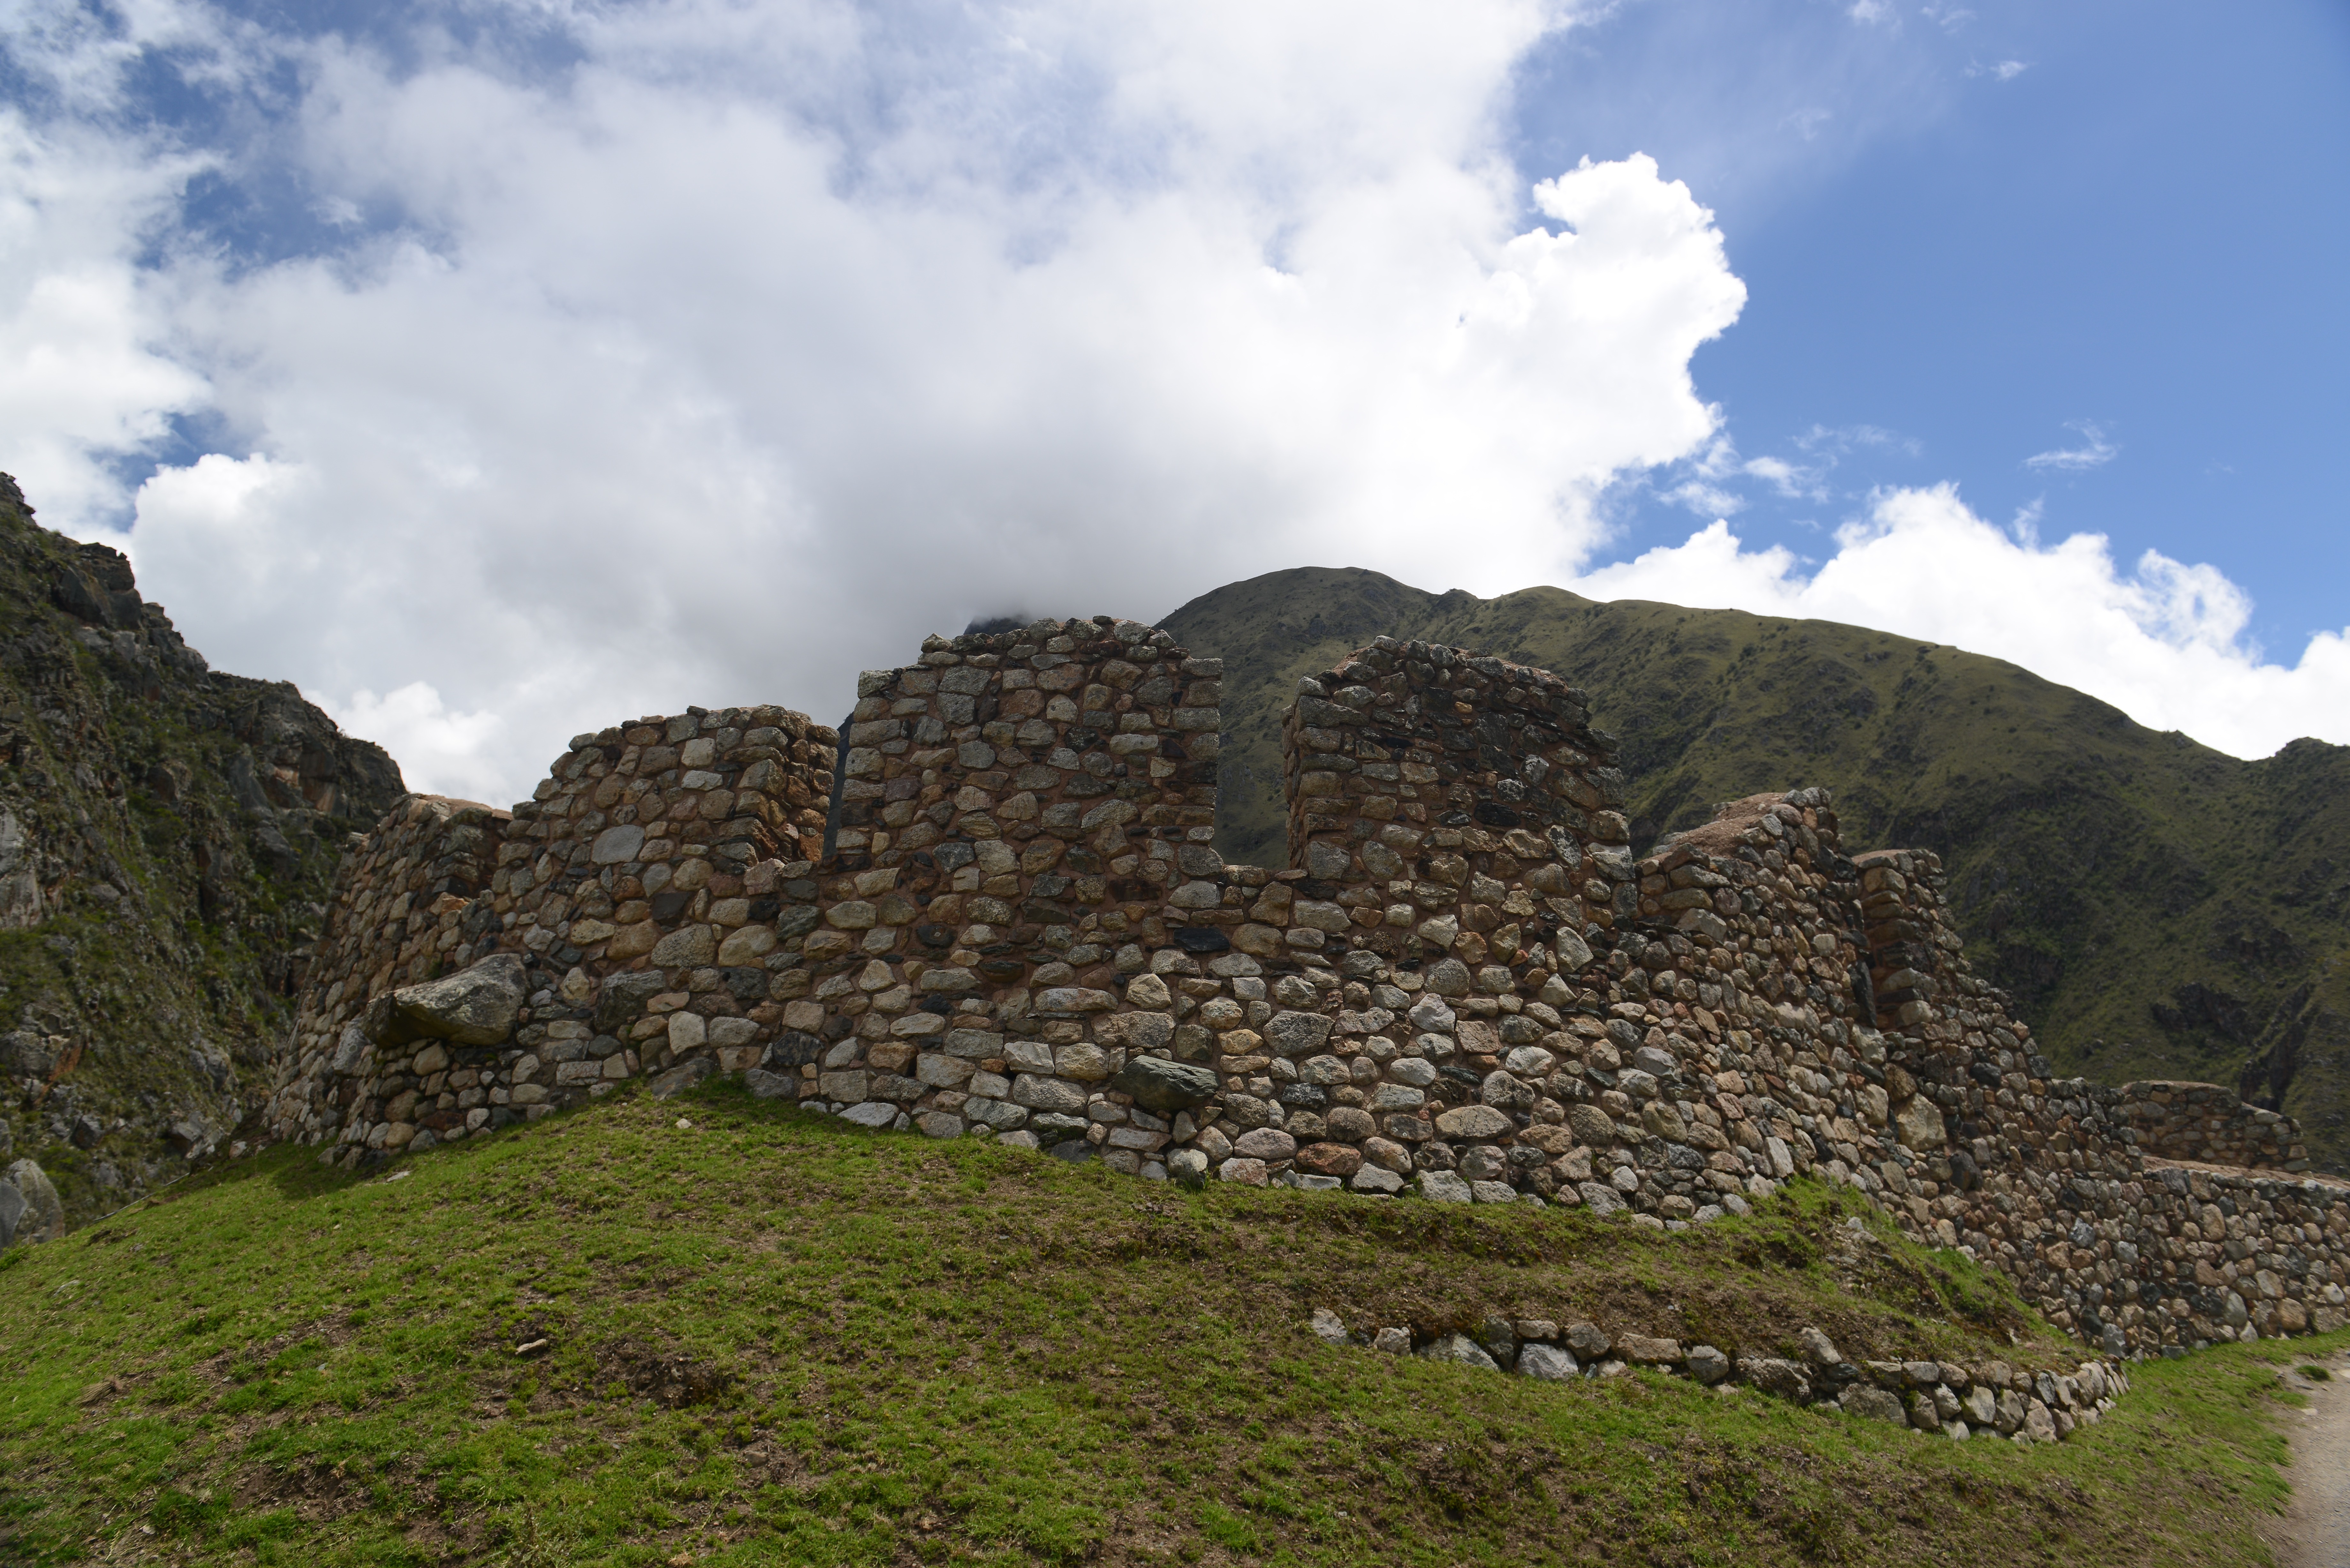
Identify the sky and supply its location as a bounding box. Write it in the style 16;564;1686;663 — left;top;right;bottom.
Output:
0;0;2344;805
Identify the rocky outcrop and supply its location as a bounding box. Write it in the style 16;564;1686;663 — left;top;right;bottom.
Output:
0;474;406;1231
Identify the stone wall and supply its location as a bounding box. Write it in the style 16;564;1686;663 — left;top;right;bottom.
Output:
2118;1081;2309;1171
264;705;838;1154
265;627;2350;1357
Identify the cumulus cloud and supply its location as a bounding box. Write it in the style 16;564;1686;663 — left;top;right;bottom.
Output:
0;0;1765;803
1;0;2320;809
1573;485;2350;758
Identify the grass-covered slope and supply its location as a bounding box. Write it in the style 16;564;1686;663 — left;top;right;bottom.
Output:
1159;567;2350;1172
1;1085;2339;1566
0;476;406;1227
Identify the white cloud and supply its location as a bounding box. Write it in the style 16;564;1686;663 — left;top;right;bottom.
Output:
1966;57;2029;81
315;682;504;804
0;113;210;531
1;0;1756;803
1573;485;2350;758
2025;419;2117;471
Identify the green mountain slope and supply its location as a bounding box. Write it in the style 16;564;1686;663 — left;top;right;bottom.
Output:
1161;567;2350;1172
0;477;406;1230
0;1086;2327;1565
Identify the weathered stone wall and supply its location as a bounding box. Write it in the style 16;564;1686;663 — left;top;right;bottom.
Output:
265;705;838;1155
2117;1081;2308;1171
1308;1306;2133;1448
263;794;507;1144
1280;637;1634;948
266;628;2350;1357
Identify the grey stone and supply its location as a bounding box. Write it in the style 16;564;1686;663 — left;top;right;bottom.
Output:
591;824;645;864
1839;1385;1907;1424
1631;1045;1677;1077
839;1101;899;1128
4;1161;59;1244
1423;959;1473;997
1799;1327;1842;1367
1516;1344;1580;1381
1417;1171;1474;1204
1962;1386;1998;1427
1565;1322;1611;1359
1349;1165;1405;1194
1310;1308;1349;1345
1263;1011;1334;1058
1576;1180;1626;1215
1433;1104;1513;1140
1371;1327;1412;1355
1167;1148;1209;1187
0;1179;23;1250
595;970;668;1032
648;1054;717;1100
1568;1104;1618;1146
1738;1357;1811;1402
1011;1073;1090;1114
1233;1127;1297;1160
649;924;719;969
330;1023;371;1074
1469;1180;1520;1203
383;953;526;1046
742;1068;796;1099
1418;1333;1501;1372
1686;1345;1732;1385
1108;1056;1218;1112
1028;1112;1090;1145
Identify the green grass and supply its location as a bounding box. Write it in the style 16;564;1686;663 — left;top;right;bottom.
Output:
2;1086;2340;1566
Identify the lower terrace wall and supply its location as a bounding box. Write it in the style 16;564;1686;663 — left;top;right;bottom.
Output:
2119;1081;2310;1171
267;627;2350;1359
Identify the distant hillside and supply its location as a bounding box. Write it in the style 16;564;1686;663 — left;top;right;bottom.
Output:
1161;566;2350;1172
0;476;405;1228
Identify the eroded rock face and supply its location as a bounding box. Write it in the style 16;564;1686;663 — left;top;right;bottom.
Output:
0;475;406;1232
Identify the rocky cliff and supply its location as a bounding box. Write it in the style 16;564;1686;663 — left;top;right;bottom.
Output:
0;475;404;1233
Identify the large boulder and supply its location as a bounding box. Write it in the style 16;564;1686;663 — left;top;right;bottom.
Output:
4;1159;62;1244
375;953;527;1047
0;1179;24;1249
1107;1056;1218;1113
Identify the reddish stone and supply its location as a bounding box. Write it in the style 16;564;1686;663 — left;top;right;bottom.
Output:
1294;1141;1364;1178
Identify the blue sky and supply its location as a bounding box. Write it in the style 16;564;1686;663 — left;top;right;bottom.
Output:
0;0;2345;799
1529;0;2350;658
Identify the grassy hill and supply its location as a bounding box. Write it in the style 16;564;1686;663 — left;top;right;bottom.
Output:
1159;568;2350;1173
1;1083;2338;1566
0;478;406;1229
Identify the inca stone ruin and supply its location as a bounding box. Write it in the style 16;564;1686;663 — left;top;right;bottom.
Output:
266;617;2350;1359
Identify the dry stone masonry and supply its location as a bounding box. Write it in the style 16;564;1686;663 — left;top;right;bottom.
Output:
266;621;2350;1360
1306;1307;2130;1446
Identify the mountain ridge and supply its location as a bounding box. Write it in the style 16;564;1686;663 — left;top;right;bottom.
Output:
1160;565;2350;1172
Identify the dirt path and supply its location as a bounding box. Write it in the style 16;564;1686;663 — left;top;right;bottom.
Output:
2269;1346;2350;1568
